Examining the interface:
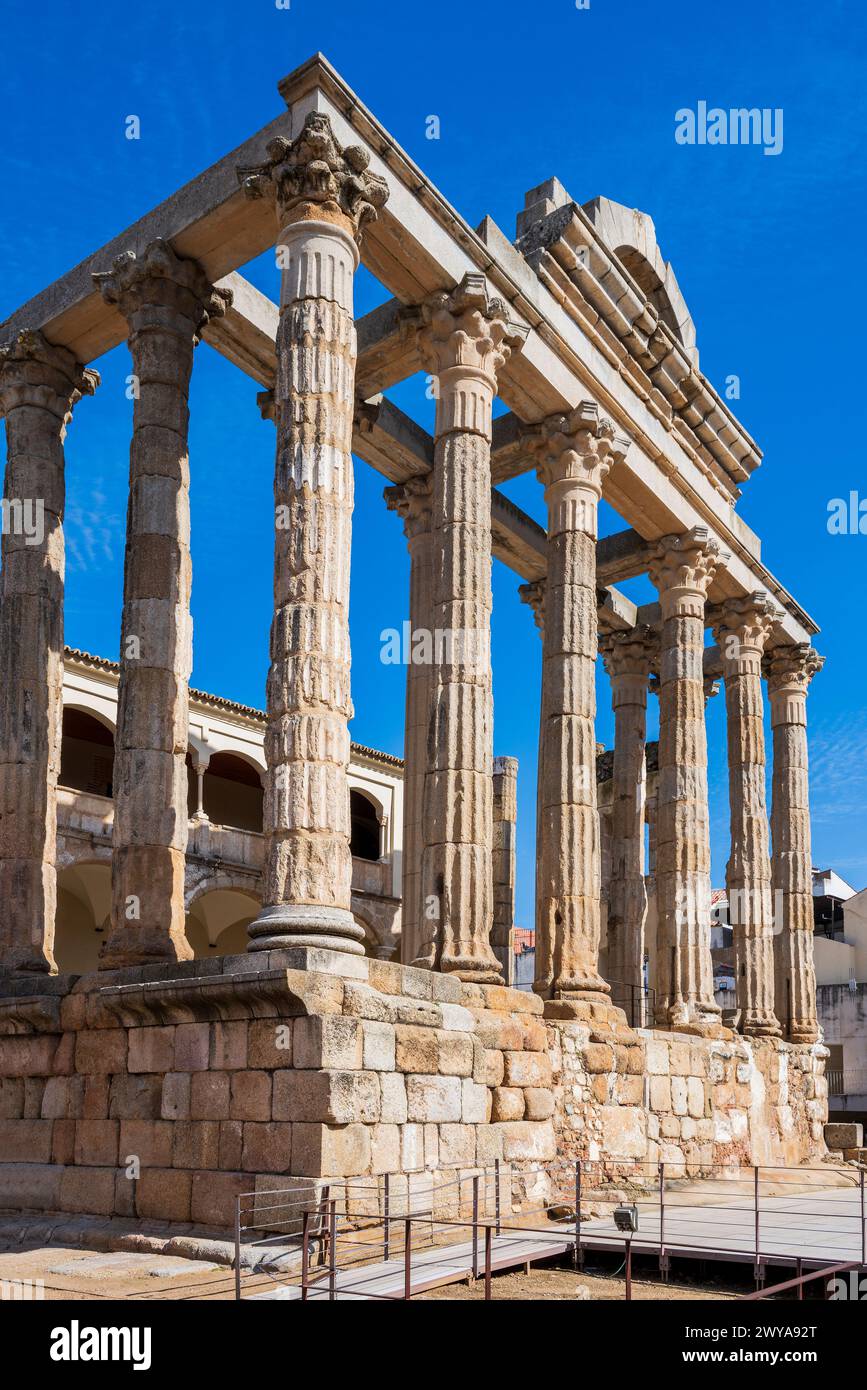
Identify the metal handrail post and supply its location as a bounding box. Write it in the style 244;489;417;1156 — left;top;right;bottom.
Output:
384;1172;390;1261
855;1162;861;1273
404;1218;412;1300
484;1224;493;1300
301;1209;311;1302
495;1159;501;1235
472;1174;479;1279
658;1162;666;1280
328;1198;337;1301
625;1237;632;1300
754;1165;761;1288
234;1198;242;1301
574;1160;582;1268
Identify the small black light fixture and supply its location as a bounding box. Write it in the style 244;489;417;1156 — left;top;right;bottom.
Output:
613;1203;639;1234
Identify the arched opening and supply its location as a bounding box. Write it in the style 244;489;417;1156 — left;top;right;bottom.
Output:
59;709;114;798
54;861;112;972
190;752;264;832
614;245;682;340
185;887;260;957
350;790;381;862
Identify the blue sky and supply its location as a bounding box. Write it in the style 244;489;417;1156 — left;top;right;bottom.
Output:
2;0;866;924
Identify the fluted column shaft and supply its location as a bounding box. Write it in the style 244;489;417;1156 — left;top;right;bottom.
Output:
650;528;725;1029
531;404;629;1006
237;113;389;954
519;579;549;992
384;478;434;967
0;332;97;972
711;595;781;1037
93;241;229;968
492;754;519;983
767;644;823;1043
418;274;526;981
600;627;655;998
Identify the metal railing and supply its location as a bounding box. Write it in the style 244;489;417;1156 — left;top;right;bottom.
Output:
607;981;656;1028
232;1158;867;1302
827;1068;867;1098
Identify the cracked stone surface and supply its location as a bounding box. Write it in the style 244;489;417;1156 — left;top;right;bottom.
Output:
649;527;725;1031
766;643;824;1044
0;330;98;973
416;275;525;982
92;240;230;969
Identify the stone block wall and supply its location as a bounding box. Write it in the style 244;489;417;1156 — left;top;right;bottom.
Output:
0;950;829;1232
0;950;556;1230
549;1018;828;1174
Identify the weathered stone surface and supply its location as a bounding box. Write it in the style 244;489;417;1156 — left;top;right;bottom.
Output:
294;1016;361;1071
273;1069;380;1124
528;404;629;1004
491;1086;525;1121
0;330;98;973
766;645;824;1043
92;241;228;970
405;1073;462;1123
649;528;724;1028
599;626;654;996
824;1122;863;1149
502;1051;553;1089
417;275;525;980
242;115;386;959
291;1122;370;1178
711;595;781;1038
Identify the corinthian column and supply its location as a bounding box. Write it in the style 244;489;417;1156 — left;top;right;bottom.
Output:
765;643;824;1043
649;527;726;1030
418;274;526;981
0;331;98;972
383;477;435;967
530;404;629;1011
710;593;781;1037
599;625;655;1002
519;578;549;994
92;241;230;968
237;113;388;954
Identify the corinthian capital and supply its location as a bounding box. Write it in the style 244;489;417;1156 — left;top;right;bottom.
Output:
599;624;657;679
518;578;546;633
237;112;389;242
418;273;527;384
383;476;433;540
709;591;780;666
649;526;729;618
528;401;630;495
93;239;232;333
764;643;825;696
0;329;99;422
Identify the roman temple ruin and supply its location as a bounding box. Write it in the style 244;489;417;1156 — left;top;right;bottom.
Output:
0;54;829;1232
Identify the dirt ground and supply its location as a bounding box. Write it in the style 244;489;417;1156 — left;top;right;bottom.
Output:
0;1245;742;1302
417;1263;738;1300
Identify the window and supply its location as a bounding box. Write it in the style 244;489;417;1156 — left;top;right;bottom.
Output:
350;790;380;861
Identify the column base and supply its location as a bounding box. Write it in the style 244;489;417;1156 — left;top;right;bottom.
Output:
440;957;503;985
543;995;627;1027
786;1023;821;1045
742;1013;783;1039
655;998;725;1036
246;904;366;956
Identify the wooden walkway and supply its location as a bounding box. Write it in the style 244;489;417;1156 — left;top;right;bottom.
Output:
579;1185;865;1269
247;1228;573;1300
247;1182;865;1299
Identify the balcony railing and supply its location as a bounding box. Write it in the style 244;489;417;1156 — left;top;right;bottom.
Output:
827;1069;867;1097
